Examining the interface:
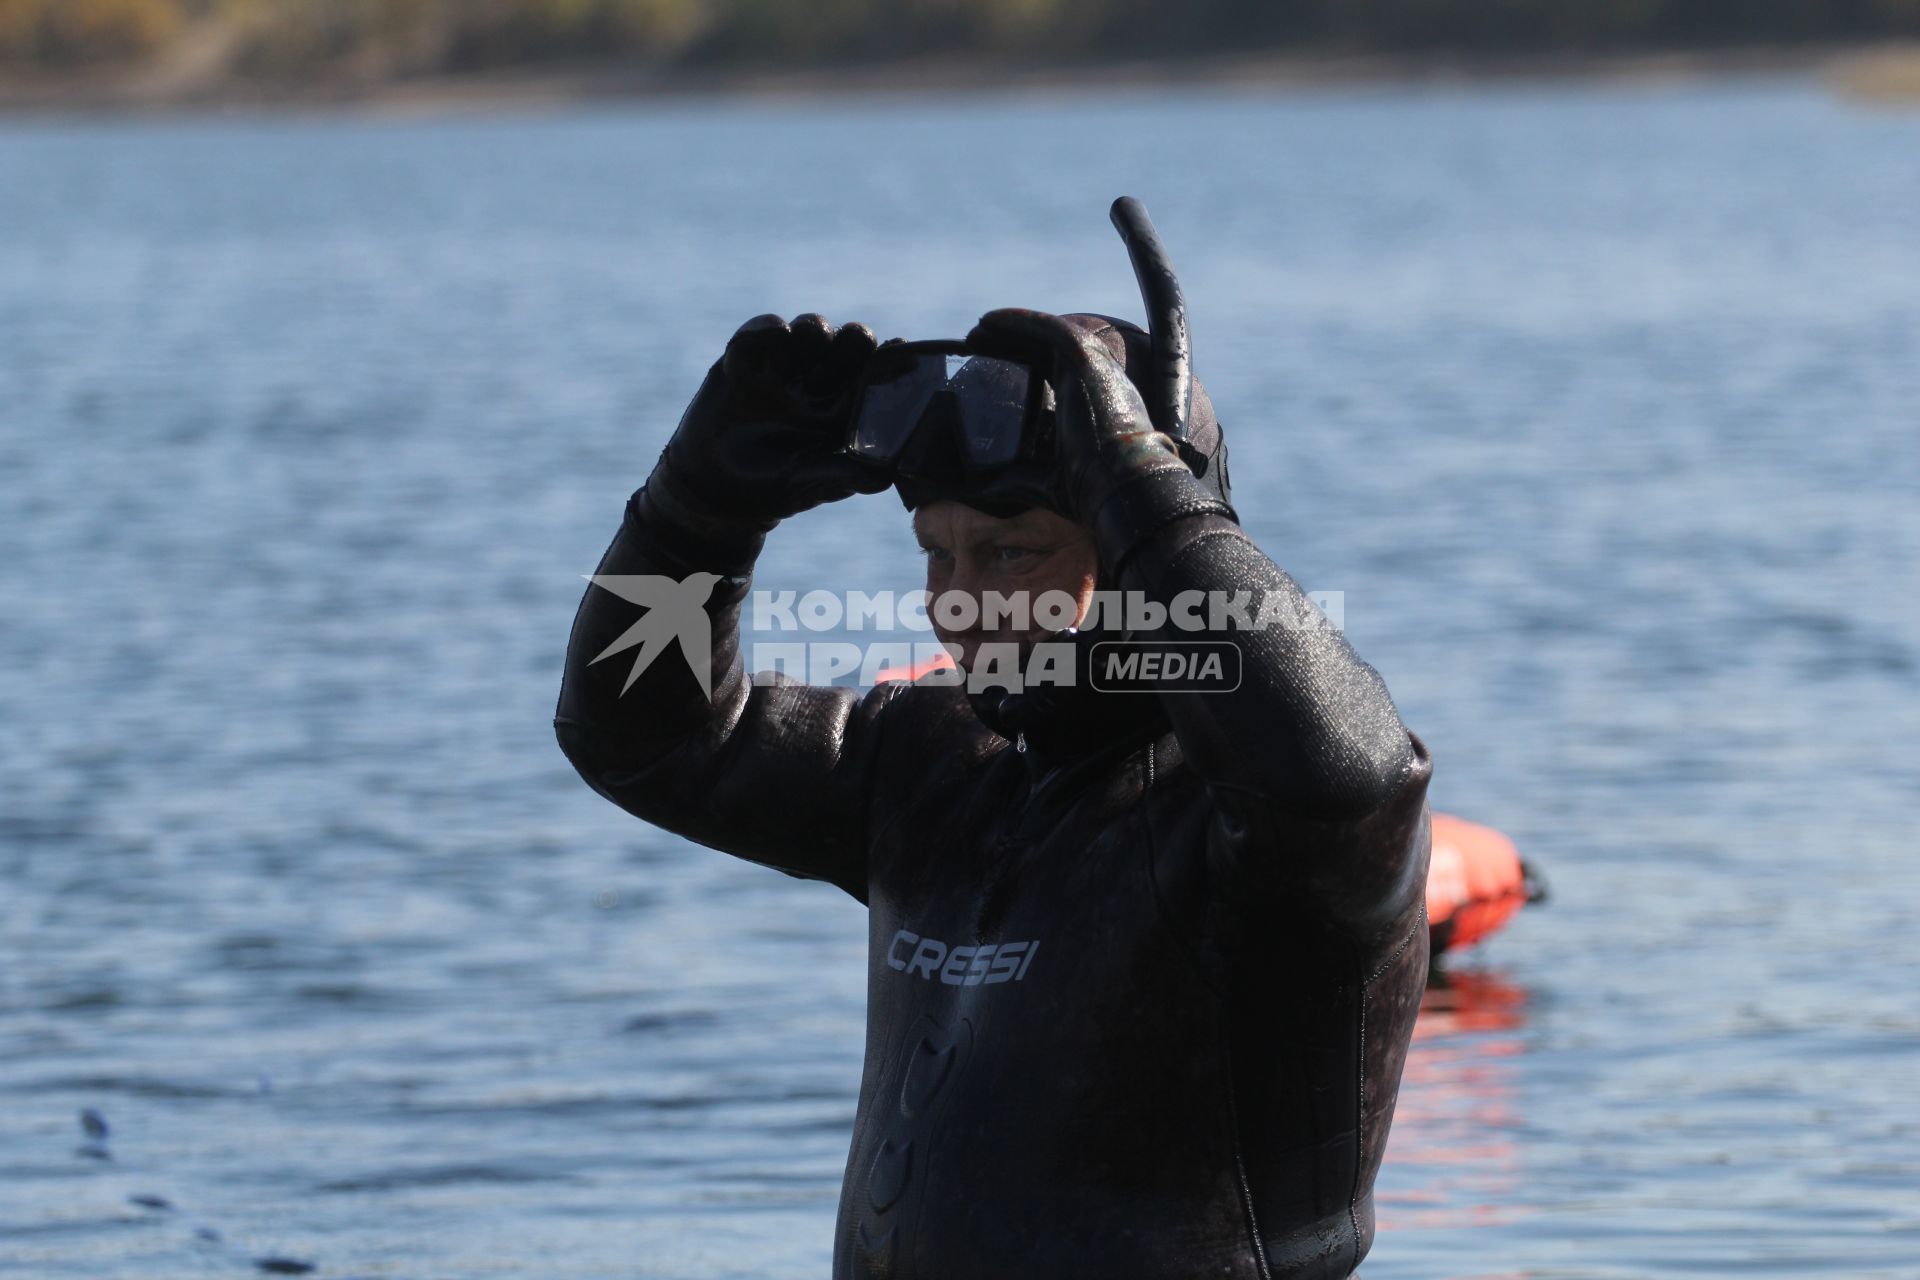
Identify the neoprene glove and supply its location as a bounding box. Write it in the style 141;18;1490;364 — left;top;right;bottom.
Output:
650;313;891;534
965;308;1233;571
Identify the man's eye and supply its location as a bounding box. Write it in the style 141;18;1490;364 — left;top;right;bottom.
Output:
923;548;953;565
994;546;1035;563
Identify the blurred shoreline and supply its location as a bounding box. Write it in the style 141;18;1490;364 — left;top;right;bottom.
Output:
4;44;1919;117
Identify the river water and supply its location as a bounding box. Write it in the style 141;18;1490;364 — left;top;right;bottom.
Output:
2;80;1916;1279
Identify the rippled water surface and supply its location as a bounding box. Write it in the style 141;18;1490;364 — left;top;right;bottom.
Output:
3;82;1917;1278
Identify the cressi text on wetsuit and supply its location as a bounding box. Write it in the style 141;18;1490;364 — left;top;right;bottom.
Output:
555;310;1431;1279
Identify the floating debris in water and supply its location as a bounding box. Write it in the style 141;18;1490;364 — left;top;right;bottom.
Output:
79;1108;109;1140
253;1257;317;1275
128;1194;173;1210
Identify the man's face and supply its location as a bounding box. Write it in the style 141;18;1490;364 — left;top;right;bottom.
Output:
912;500;1099;672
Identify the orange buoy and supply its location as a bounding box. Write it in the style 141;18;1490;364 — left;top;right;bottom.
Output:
874;652;956;683
1426;813;1543;955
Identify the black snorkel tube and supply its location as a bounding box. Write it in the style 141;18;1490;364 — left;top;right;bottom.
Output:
1105;196;1229;508
1109;195;1194;449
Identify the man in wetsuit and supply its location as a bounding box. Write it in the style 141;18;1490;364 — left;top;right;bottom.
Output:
555;212;1431;1279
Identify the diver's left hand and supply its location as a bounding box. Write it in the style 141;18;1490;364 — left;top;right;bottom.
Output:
964;308;1190;524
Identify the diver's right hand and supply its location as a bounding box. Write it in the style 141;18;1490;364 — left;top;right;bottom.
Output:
652;313;890;532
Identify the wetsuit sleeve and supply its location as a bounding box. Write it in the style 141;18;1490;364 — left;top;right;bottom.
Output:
553;478;903;903
1109;491;1430;929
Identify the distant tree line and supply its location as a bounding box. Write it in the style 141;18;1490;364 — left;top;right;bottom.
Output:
5;0;1920;74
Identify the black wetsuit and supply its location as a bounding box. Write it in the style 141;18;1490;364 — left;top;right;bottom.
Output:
556;475;1432;1278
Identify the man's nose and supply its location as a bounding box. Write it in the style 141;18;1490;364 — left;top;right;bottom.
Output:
947;565;987;602
931;575;986;633
929;559;981;603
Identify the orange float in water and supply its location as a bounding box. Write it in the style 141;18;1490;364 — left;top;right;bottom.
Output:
1426;813;1543;955
875;653;957;683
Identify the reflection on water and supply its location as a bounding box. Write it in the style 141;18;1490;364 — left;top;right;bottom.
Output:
1378;970;1531;1240
1416;967;1531;1040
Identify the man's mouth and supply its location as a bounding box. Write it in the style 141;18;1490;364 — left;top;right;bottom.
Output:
938;631;1027;670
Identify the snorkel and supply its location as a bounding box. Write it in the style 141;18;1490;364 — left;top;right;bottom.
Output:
1110;196;1194;452
1106;195;1231;508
